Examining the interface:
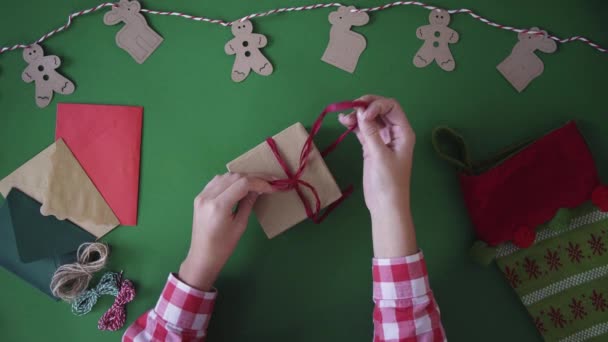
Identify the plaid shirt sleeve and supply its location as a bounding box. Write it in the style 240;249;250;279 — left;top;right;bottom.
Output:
122;273;217;342
372;251;446;342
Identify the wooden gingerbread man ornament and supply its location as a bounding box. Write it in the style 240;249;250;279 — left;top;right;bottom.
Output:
321;6;369;73
497;27;557;92
224;20;273;82
21;44;75;108
413;9;459;71
104;0;163;64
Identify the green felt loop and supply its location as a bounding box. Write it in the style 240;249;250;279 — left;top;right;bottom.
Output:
469;240;497;266
431;126;474;173
71;272;121;316
432;126;537;176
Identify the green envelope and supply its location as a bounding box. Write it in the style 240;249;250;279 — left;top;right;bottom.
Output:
0;189;96;299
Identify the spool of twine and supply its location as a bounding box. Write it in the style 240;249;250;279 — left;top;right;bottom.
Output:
50;242;109;302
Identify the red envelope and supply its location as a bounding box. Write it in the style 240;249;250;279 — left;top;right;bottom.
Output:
55;103;143;226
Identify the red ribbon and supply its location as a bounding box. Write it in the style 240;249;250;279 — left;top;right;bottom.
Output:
266;100;368;223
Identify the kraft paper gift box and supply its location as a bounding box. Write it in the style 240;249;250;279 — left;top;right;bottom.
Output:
227;122;343;238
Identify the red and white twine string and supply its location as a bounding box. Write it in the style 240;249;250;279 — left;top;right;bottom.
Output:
1;2;114;54
141;3;343;26
1;1;606;55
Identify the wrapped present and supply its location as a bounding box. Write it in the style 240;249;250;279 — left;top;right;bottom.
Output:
227;101;366;238
434;121;608;341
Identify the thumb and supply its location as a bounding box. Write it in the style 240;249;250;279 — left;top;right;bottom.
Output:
357;108;385;154
234;192;259;226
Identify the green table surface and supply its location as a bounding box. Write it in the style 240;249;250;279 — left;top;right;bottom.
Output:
1;0;607;341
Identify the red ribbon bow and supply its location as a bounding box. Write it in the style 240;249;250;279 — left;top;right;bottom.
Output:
98;278;136;331
266;100;368;223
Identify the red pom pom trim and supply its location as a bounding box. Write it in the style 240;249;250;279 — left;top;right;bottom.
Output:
513;225;536;248
591;185;608;212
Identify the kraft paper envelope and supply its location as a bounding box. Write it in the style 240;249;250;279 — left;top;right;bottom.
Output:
56;103;143;226
227;122;343;238
0;139;119;237
0;189;96;299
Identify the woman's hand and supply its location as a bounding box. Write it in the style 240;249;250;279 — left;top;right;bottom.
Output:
179;173;275;291
339;95;418;258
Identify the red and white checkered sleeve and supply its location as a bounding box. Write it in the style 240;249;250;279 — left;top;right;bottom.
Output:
123;273;217;342
372;251;446;342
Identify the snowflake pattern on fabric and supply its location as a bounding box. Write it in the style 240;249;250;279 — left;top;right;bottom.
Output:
566;242;584;263
590;290;607;312
588;233;607;256
548;306;567;328
497;210;608;341
524;257;542;279
544;248;563;271
568;298;587;320
504;265;521;288
496;209;608;339
534;316;547;334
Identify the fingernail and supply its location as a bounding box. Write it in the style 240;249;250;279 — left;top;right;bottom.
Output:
357;109;365;119
247;193;260;204
270;183;284;191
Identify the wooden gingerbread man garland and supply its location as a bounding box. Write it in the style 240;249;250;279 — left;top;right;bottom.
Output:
321;6;369;73
21;44;75;108
497;27;557;92
413;9;459;71
225;20;273;82
103;0;163;64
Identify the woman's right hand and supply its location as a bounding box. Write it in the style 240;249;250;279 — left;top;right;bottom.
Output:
338;95;418;258
179;173;275;291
